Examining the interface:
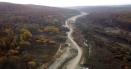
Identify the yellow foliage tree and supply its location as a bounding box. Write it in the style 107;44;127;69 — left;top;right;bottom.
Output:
44;26;59;33
20;28;32;41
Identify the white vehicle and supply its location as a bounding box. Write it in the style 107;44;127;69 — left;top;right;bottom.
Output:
80;67;89;69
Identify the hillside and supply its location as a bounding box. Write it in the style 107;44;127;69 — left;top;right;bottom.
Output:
0;2;79;69
0;2;79;24
75;6;131;69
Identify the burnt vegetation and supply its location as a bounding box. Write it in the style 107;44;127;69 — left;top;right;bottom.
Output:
0;2;79;69
75;6;131;69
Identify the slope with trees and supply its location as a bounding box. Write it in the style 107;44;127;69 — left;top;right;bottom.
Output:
75;6;131;69
0;2;79;69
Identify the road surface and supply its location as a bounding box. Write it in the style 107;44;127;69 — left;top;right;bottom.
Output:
64;12;87;69
48;12;87;69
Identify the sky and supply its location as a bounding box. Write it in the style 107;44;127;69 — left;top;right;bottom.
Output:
0;0;131;7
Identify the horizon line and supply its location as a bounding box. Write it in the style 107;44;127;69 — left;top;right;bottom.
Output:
0;1;131;7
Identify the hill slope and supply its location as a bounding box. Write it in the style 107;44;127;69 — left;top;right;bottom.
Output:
75;6;131;69
0;2;79;69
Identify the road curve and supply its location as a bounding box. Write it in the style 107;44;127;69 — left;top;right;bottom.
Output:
48;12;87;69
64;12;87;69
